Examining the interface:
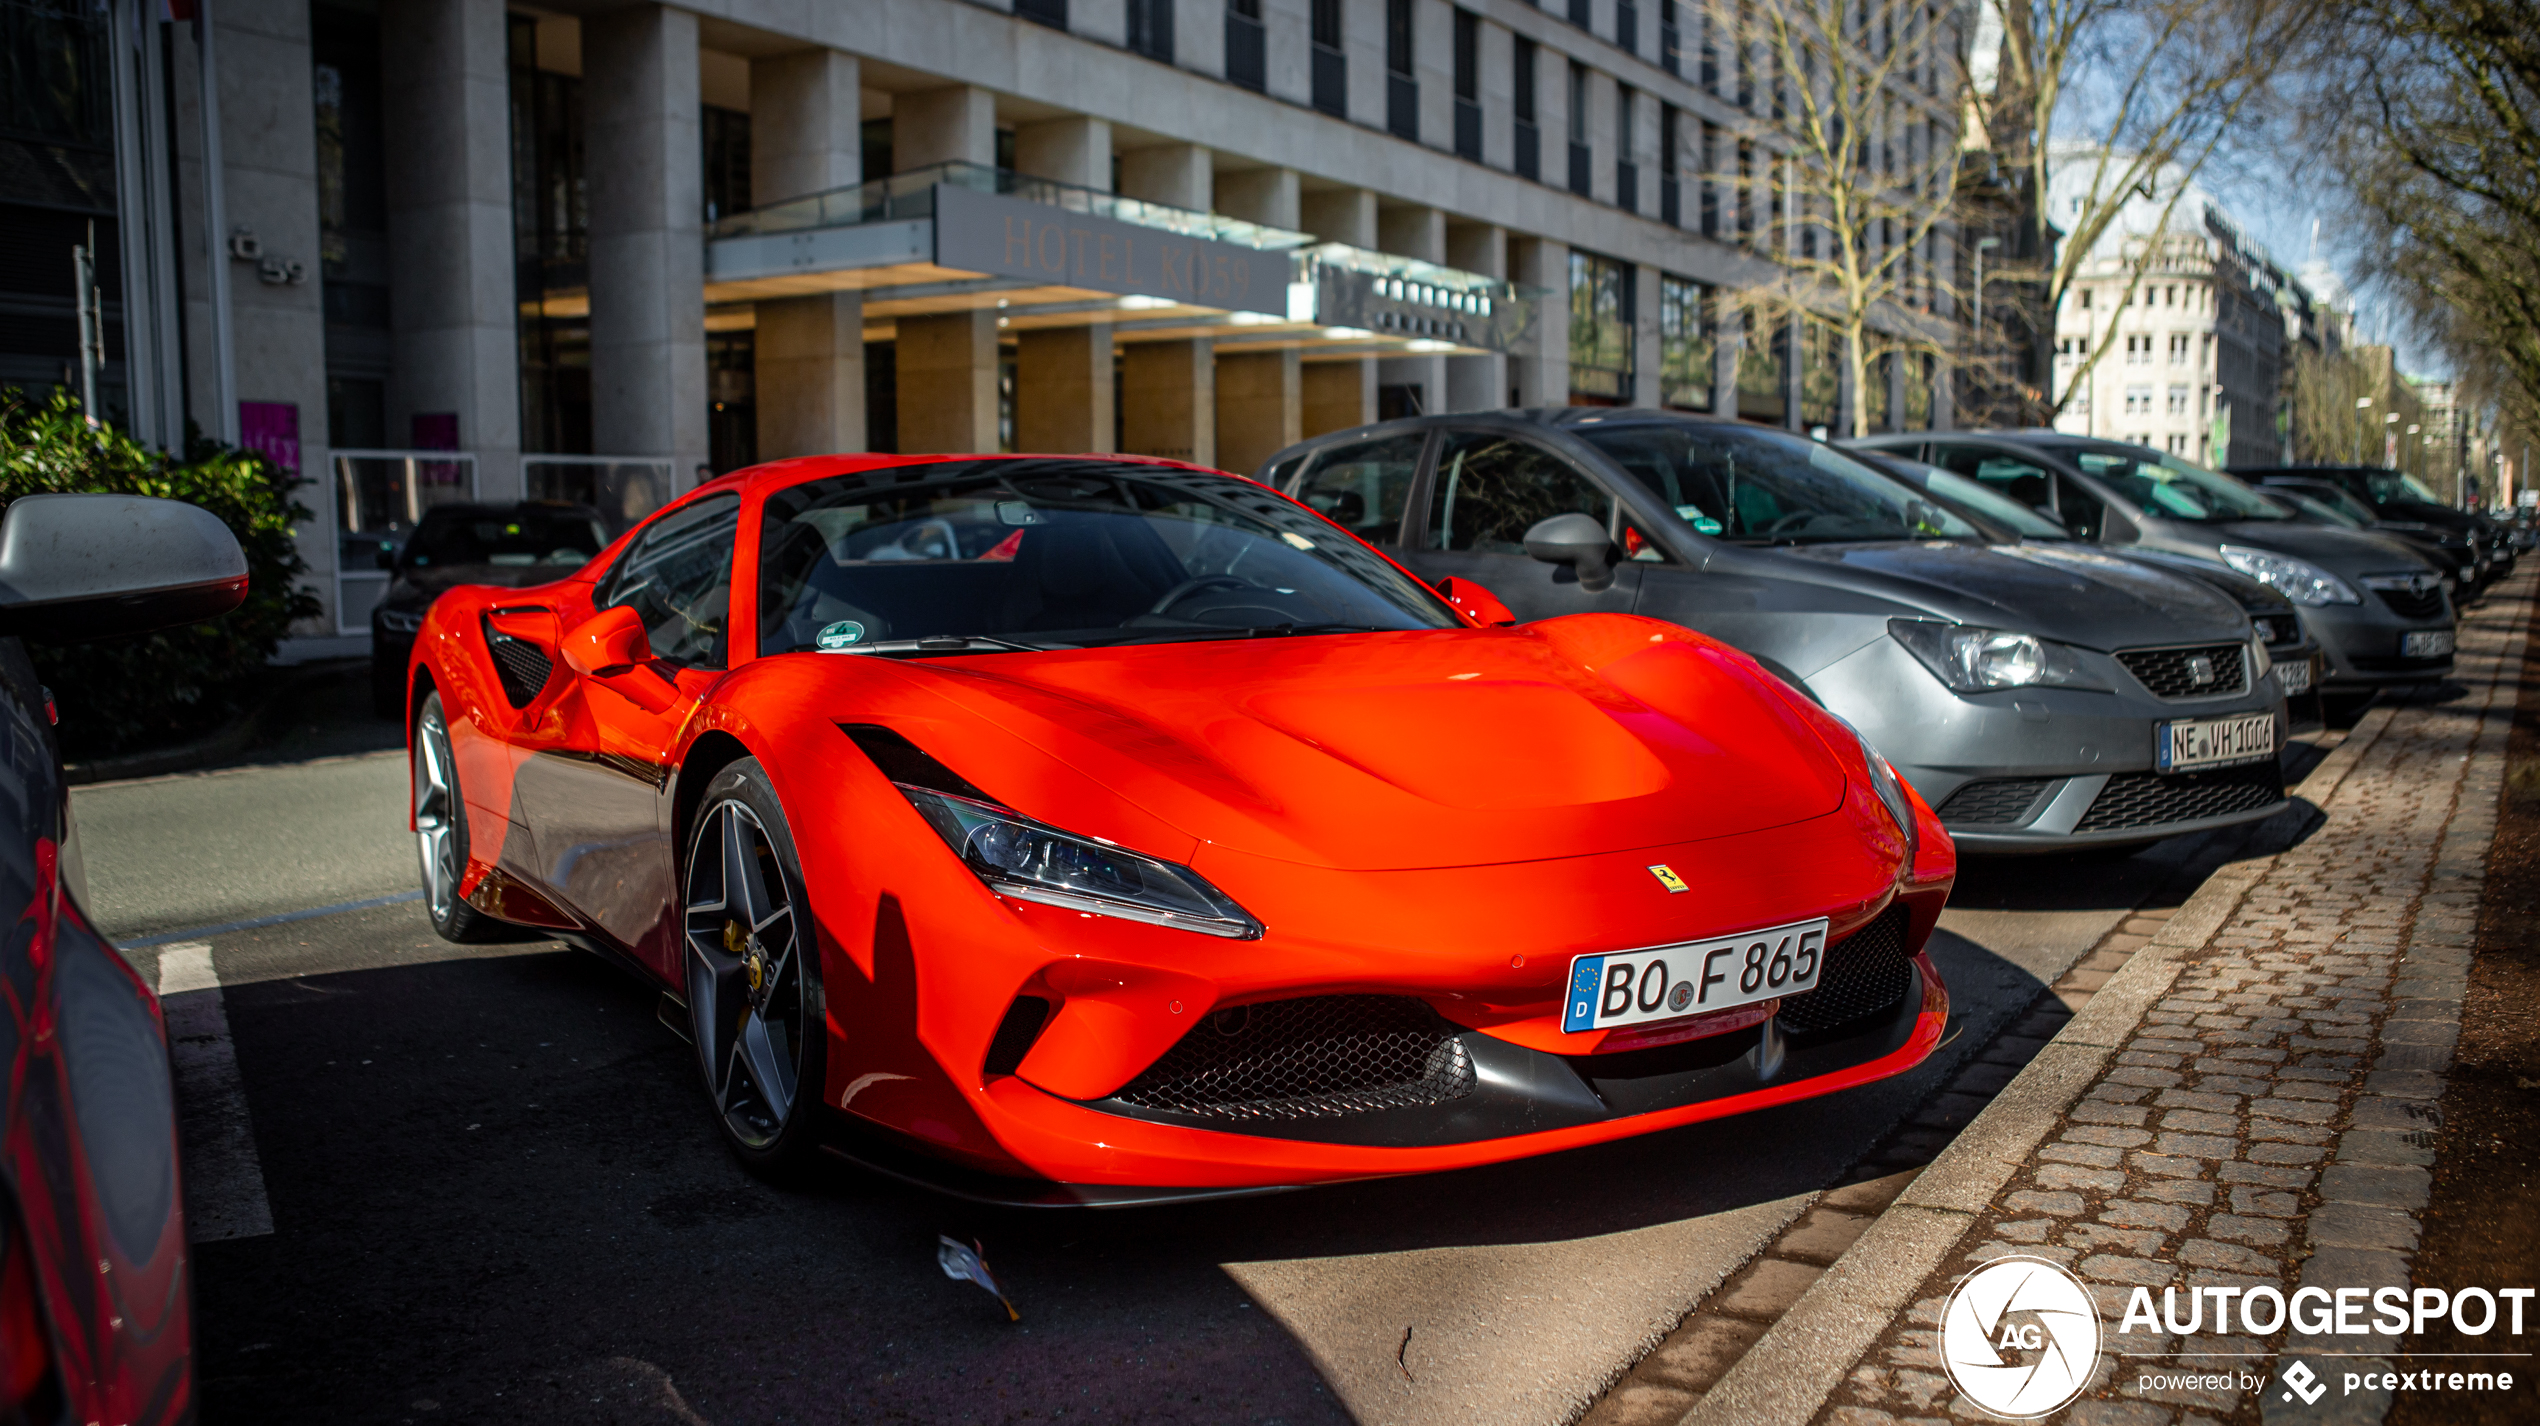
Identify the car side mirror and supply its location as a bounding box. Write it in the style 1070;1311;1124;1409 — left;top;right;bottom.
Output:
562;606;678;713
1522;512;1617;594
1434;576;1517;627
0;493;248;641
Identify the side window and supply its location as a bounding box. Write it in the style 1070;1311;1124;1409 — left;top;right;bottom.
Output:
1430;433;1616;554
2054;475;2109;541
1931;446;2063;527
595;492;741;667
1292;433;1425;548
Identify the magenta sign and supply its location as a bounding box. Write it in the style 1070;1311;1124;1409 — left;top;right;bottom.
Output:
239;401;300;477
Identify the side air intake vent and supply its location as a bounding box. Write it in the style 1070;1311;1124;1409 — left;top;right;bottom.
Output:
1108;995;1476;1121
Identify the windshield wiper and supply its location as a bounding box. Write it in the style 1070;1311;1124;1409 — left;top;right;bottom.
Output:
820;635;1051;656
1100;622;1386;647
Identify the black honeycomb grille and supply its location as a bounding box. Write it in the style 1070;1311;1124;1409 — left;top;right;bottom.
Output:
484;622;555;708
1779;904;1916;1034
1109;995;1476;1121
2374;586;2444;619
2116;643;2248;699
2074;762;2283;832
1936;777;2054;827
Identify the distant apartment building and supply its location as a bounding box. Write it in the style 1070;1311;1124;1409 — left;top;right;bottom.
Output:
2047;150;2330;469
6;0;1970;654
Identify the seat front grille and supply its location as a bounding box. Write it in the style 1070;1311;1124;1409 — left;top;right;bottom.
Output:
1778;904;1917;1035
1109;994;1476;1122
2074;762;2284;832
2116;643;2249;699
1936;777;2055;827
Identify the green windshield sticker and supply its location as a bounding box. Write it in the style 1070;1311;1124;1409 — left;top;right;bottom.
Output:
816;620;867;650
1676;504;1724;535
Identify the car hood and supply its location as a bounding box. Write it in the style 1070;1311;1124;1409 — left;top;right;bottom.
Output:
2092;545;2293;615
1766;539;2248;648
383;564;575;612
2188;520;2445;577
865;618;1853;872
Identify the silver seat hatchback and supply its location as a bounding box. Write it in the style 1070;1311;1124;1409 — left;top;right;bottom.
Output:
1260;410;2293;854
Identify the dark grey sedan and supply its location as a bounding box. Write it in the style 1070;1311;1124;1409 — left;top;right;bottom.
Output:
1258;410;2293;854
1847;432;2455;703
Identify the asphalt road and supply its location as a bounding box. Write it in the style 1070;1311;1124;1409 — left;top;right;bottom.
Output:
71;706;2321;1426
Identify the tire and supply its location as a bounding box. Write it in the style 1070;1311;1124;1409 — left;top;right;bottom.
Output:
412;693;505;944
681;759;830;1180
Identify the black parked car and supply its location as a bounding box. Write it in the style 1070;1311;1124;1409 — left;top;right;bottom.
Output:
2232;464;2511;592
2242;471;2485;594
0;493;249;1423
370;501;609;716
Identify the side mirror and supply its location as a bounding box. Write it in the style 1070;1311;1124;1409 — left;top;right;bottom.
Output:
1522;512;1617;594
0;493;248;641
1434;576;1517;627
561;605;677;713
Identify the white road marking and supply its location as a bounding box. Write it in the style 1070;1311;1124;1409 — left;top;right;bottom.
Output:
153;942;276;1242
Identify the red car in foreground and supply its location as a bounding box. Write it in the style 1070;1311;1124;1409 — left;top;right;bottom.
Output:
403;454;1955;1203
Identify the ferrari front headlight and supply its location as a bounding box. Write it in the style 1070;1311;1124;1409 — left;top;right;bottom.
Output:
898;785;1262;939
1825;714;1918;861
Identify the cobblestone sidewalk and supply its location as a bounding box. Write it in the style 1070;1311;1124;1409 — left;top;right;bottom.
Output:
1665;572;2535;1426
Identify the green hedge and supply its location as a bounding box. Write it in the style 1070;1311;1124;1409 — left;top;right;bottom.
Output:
0;389;321;759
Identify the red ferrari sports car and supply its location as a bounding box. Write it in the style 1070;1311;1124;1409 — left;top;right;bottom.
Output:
403;454;1955;1203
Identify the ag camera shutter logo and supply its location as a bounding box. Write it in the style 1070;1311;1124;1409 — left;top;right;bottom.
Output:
1939;1255;2102;1418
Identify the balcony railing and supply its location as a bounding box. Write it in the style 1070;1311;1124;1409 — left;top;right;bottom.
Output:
707;161;1311;251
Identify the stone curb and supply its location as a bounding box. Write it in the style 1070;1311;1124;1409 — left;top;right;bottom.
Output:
1675;702;2411;1426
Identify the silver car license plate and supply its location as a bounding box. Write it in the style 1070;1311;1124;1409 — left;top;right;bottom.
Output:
2277;658;2314;695
1562;918;1830;1033
2155;712;2278;773
2403;630;2455;658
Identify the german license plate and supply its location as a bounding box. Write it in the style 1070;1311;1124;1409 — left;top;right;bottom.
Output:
1562;918;1829;1033
2155;712;2278;773
2403;630;2454;658
2276;657;2313;695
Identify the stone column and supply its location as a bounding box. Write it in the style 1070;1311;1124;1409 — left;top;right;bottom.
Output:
1445;221;1507;412
1217;349;1300;475
1118;143;1211;209
751;48;864;458
1633;261;1662;407
380;0;521;499
1303;187;1377;434
1509;236;1569;406
1016;115;1111;189
1122;339;1214;467
1017;322;1114;453
894;85;996;171
1216;167;1300;229
897;311;999;453
584;5;706;475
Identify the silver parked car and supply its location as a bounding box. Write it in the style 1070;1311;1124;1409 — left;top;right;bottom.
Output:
1846;433;2455;707
1258;410;2293;854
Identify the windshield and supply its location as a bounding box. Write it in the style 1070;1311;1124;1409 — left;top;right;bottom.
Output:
1578;424;1982;544
757;459;1460;655
2364;469;2449;507
2281;483;2380;524
2065;447;2288;523
1863;453;2072;540
2268;489;2368;529
402;509;608;569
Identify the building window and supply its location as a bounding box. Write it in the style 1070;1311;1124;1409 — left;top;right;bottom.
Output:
700;104;751;222
1661;0;1682;74
1659;274;1712;409
2078;288;2092;309
1386;0;1418;139
2166;432;2188;454
1016;0;1068;31
1513;37;1541;180
1311;0;1346;116
1225;0;1266;90
1453;8;1481;159
1738;317;1789;423
1659;104;1681;226
1570;0;1594;29
2124;386;2152;415
2124;334;2151;364
1615;85;1637;211
1568;63;1593;197
1618;1;1639;54
2166;384;2188;415
1799;317;1838;430
1127;0;1174;62
2168;332;2189;364
1569;250;1635;401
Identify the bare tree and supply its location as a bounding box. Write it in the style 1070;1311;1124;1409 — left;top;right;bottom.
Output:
1701;0;1968;437
1980;0;2329;418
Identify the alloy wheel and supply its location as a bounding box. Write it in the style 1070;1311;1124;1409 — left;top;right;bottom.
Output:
413;705;461;924
682;800;807;1148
